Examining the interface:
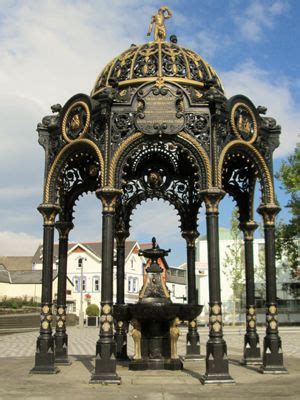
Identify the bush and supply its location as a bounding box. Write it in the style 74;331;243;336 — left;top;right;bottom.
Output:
86;304;99;317
0;296;40;309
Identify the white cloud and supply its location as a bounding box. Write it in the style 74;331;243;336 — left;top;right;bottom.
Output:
0;231;41;255
234;0;289;42
222;60;299;157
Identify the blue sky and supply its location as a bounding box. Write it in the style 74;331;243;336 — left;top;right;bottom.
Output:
0;0;298;265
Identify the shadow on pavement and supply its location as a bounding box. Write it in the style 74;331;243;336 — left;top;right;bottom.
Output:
72;355;94;372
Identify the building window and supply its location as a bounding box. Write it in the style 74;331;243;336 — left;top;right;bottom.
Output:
128;277;133;293
82;277;86;292
74;277;80;292
74;276;86;292
93;276;100;292
78;258;83;268
172;284;176;296
128;277;138;293
133;278;137;293
131;259;134;269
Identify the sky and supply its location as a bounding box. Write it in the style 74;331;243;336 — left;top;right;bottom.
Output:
0;0;298;265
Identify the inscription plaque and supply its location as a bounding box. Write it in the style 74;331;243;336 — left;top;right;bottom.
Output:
135;85;185;135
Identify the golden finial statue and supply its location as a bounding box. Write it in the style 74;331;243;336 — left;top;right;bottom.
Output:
147;6;172;42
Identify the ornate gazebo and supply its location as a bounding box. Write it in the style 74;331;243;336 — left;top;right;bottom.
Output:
31;7;287;384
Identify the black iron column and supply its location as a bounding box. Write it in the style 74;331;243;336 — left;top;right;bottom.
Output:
257;204;287;374
182;230;202;360
200;190;234;384
114;229;130;360
90;187;122;384
54;220;73;365
240;221;261;365
31;204;60;374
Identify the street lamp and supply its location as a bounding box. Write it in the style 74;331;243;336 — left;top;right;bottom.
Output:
78;256;87;328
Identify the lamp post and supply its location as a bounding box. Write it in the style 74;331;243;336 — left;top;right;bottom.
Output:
78;257;87;328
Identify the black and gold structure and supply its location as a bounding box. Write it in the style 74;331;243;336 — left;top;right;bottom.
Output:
32;7;287;383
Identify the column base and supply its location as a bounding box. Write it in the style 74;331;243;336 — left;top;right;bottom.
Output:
31;336;59;374
54;333;71;365
260;334;287;373
241;333;261;365
259;365;288;374
30;365;60;374
201;339;235;385
90;358;121;384
185;346;205;361
200;373;235;385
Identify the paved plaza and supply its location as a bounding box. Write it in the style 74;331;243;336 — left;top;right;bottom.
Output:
0;326;299;399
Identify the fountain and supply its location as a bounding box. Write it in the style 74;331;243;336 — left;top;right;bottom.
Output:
114;238;203;370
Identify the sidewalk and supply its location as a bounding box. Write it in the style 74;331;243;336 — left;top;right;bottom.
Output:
0;355;299;400
0;327;299;399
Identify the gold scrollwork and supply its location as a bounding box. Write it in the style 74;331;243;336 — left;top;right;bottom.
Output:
62;101;91;143
109;132;143;187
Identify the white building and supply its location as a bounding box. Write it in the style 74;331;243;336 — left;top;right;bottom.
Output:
194;227;300;323
31;241;146;316
0;241;188;318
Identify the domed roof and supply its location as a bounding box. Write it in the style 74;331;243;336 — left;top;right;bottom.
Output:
91;41;223;97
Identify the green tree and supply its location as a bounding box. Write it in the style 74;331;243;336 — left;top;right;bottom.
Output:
223;209;245;325
275;145;300;277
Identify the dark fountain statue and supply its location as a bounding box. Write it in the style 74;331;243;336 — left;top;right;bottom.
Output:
114;238;203;370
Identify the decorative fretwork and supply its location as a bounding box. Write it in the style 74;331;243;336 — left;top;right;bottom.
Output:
111;112;136;144
57;152;101;220
117;140;202;233
222;152;258;222
184;113;210;152
91;41;223;97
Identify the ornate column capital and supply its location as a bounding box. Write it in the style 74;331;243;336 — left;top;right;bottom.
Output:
37;203;61;225
239;220;258;240
182;230;199;247
257;204;281;226
96;187;122;213
55;221;74;238
199;188;225;213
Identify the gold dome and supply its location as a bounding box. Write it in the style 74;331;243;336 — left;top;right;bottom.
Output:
91;41;223;97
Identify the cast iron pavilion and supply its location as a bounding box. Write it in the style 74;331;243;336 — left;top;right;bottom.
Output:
31;6;287;384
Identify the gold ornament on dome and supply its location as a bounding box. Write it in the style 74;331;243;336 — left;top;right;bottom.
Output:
57;307;64;315
102;304;111;315
118;321;124;328
147;6;172;42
